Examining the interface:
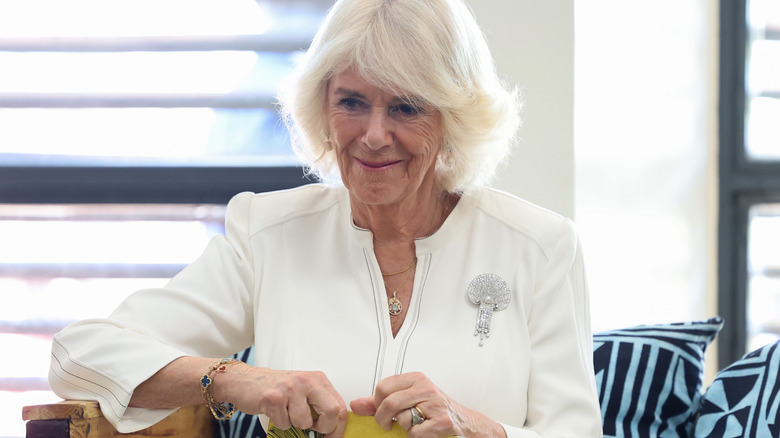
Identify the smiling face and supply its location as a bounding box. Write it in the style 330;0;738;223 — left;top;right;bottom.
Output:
326;69;444;208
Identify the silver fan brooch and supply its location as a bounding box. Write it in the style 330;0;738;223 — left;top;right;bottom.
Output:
467;273;510;346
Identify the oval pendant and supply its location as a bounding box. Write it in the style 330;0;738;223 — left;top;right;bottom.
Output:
388;297;403;316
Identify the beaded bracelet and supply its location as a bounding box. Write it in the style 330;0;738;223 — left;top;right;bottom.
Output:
200;358;240;420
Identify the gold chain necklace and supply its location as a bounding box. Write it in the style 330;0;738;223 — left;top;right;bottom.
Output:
381;261;416;277
383;260;416;316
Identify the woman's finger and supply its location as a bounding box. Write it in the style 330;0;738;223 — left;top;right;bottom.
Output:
376;392;430;430
372;377;429;429
317;405;348;438
265;403;292;430
401;405;428;430
349;396;376;416
307;383;348;435
287;396;315;430
373;372;422;400
394;406;414;431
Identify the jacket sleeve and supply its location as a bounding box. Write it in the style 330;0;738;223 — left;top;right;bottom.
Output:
48;192;257;433
502;220;603;438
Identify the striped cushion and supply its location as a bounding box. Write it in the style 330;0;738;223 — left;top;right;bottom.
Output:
694;340;780;437
593;317;723;438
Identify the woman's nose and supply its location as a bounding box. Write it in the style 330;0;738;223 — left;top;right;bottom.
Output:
362;110;392;150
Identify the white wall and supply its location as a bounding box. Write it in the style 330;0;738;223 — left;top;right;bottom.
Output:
467;0;575;219
470;0;720;378
573;0;720;378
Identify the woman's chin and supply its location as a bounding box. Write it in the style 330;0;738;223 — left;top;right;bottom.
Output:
349;185;401;207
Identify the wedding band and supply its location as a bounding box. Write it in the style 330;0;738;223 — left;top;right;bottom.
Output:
410;406;426;426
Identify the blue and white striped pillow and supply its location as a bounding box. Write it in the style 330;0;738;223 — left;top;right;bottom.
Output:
593;317;723;438
694;340;780;437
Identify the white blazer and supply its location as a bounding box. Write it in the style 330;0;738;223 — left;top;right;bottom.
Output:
50;184;602;437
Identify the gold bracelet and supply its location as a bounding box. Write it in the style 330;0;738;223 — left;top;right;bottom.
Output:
200;358;240;420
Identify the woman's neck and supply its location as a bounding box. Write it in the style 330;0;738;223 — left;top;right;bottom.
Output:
350;189;455;245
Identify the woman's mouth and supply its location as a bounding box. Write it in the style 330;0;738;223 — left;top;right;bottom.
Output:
356;158;402;171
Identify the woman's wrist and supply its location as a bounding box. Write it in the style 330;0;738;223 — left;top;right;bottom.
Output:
455;406;508;438
210;360;252;404
200;358;243;419
464;420;507;438
130;356;218;409
485;420;508;438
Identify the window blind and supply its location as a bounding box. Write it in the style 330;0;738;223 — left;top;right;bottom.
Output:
0;1;331;436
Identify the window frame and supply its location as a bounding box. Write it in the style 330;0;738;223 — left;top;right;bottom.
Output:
718;0;780;367
0;166;309;204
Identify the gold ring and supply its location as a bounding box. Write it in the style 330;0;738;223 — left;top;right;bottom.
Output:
413;405;425;419
410;405;426;426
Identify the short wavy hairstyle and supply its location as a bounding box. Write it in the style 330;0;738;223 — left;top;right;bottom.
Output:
278;0;521;194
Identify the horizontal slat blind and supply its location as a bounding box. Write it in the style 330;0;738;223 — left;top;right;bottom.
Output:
0;2;330;436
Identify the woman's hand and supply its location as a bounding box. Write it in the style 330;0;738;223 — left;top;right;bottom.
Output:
350;372;507;438
130;357;347;436
217;363;348;437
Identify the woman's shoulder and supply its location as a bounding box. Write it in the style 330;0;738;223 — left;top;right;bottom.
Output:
226;184;342;233
471;187;577;256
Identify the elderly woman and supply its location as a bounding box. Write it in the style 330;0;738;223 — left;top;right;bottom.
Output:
49;0;602;437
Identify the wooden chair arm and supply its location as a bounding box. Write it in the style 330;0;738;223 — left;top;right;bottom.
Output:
23;400;214;438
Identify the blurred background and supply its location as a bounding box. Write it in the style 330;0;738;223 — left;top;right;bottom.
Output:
1;0;778;436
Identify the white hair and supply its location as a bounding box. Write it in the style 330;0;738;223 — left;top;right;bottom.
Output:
278;0;521;193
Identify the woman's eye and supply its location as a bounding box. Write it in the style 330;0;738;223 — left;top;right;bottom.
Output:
338;97;364;110
395;103;422;116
